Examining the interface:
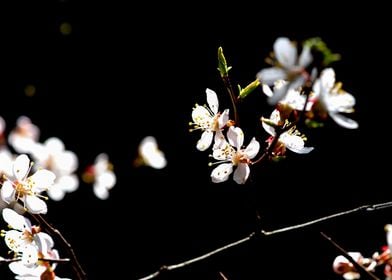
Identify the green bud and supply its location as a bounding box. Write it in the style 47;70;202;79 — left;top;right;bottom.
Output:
239;79;260;99
217;47;232;77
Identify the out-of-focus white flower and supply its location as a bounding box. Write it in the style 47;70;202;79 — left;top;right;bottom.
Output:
0;148;14;178
262;109;314;155
83;153;116;200
0;115;6;146
135;136;167;169
8;116;40;154
262;80;313;111
333;252;377;280
0;154;55;214
190;88;230;151
211;126;259;184
257;37;313;105
312;68;358;129
32;137;79;201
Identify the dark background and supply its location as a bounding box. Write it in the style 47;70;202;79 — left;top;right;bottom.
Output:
1;1;390;279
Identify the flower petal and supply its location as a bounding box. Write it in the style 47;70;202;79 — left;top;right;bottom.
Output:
227;126;244;149
57;174;79;192
4;230;25;252
267;83;288;105
262;84;273;97
93;185;109;200
244;138;260;159
206;88;219;115
257;68;286;85
24;195;47;214
191;105;212;129
320;68;336;91
13;154;30;181
298;46;312;68
218;109;229;129
197;131;213;151
47;185;66;201
29;169;56;192
211;163;233;183
280;134;314;154
97;172;116;190
233;163;250;184
2;208;30;231
329;112;359;129
1;181;16;204
274;37;296;68
44;137;65;153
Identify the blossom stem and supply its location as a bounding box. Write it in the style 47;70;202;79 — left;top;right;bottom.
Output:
321;232;380;280
137;201;392;280
222;75;239;125
32;214;87;280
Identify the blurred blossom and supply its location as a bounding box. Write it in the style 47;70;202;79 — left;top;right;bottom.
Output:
83;153;116;200
8;116;40;154
135;136;167;169
32;137;79;201
257;37;312;105
312;68;358;129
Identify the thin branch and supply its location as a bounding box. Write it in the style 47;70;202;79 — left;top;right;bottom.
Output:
0;258;19;264
321;232;380;280
222;76;239;125
137;201;392;280
32;214;87;280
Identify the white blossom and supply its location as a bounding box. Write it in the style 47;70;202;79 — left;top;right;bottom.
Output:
137;136;167;169
8;116;40;154
211;126;259;184
312;68;358;129
0;154;55;214
190;88;230;151
257;37;312;105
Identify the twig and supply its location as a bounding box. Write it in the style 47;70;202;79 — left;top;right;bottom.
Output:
137;201;392;280
222;76;239;125
321;232;380;280
33;214;87;280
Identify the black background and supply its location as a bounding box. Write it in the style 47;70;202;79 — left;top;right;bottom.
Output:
1;1;391;280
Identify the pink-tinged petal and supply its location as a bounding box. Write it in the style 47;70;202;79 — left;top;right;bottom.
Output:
206;88;219;115
29;169;56;192
93;185;109;200
2;208;30;231
386;224;392;251
262;84;273;97
298;46;312;68
329;112;359;129
257;68;286;85
227;126;244;149
24;195;47;214
13;154;30;180
244;138;260;159
1;181;15;204
0;116;5;134
218;109;229;129
211;163;233;183
233;163;250;184
274;37;296;68
197;131;213;151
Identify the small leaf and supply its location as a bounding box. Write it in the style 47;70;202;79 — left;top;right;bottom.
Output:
239;79;260;99
217;47;231;77
303;37;341;66
305;118;325;128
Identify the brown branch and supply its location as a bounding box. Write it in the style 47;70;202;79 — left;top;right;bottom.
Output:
136;201;392;280
32;214;87;280
321;232;380;280
222;76;239;126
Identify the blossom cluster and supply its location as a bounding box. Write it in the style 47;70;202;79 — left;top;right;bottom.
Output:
190;37;358;185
